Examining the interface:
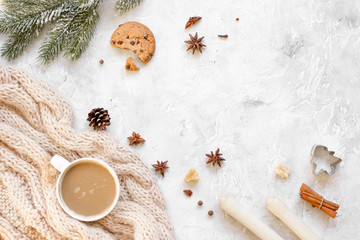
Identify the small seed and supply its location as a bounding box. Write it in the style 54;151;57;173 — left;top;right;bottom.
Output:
208;210;213;216
99;59;104;64
183;189;193;197
198;200;203;206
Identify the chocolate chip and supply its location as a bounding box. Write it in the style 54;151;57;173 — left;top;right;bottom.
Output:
126;65;130;69
136;40;140;45
119;24;123;27
117;40;123;44
133;50;137;53
140;50;143;52
112;40;115;45
130;41;135;45
144;34;148;39
126;35;129;39
149;53;153;56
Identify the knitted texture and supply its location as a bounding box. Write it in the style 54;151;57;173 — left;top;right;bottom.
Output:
0;66;174;240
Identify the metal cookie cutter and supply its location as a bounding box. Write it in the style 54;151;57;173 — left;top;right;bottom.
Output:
310;145;342;175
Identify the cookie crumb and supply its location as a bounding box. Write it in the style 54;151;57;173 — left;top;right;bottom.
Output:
208;210;213;216
198;200;203;206
236;18;239;21
218;34;228;38
99;59;104;64
125;57;139;71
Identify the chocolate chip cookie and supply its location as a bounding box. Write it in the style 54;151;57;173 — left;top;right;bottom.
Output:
110;22;155;63
125;57;139;71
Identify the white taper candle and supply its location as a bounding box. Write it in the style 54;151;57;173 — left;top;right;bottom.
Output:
219;196;284;240
266;198;320;240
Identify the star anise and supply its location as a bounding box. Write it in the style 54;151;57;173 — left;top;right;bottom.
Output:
206;148;225;167
185;32;206;54
152;161;169;177
185;16;202;29
127;132;145;146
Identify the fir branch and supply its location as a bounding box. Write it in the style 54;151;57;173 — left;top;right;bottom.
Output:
0;0;68;34
114;0;143;15
0;0;69;60
63;2;100;61
2;0;68;12
37;16;74;64
38;0;101;63
0;0;143;63
1;32;39;60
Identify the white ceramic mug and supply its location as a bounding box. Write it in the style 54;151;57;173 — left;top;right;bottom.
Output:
50;154;120;221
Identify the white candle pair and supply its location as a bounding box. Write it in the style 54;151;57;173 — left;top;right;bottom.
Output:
219;196;320;240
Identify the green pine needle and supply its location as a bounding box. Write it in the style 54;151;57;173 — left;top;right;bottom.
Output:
114;0;143;15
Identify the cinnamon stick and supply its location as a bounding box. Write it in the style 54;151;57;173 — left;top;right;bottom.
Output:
300;194;337;218
300;189;339;208
299;183;340;218
300;192;339;210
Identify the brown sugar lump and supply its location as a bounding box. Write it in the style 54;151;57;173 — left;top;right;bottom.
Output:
274;164;290;178
110;22;155;63
184;168;199;183
125;57;139;71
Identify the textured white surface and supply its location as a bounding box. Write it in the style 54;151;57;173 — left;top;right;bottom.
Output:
1;0;360;239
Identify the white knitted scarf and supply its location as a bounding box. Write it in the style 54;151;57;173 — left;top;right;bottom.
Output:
0;67;174;240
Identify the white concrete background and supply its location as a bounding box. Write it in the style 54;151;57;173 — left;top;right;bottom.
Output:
1;0;360;239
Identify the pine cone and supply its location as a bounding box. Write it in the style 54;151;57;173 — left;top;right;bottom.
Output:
87;108;111;130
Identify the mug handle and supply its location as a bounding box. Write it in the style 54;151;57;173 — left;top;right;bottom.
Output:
50;154;70;172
